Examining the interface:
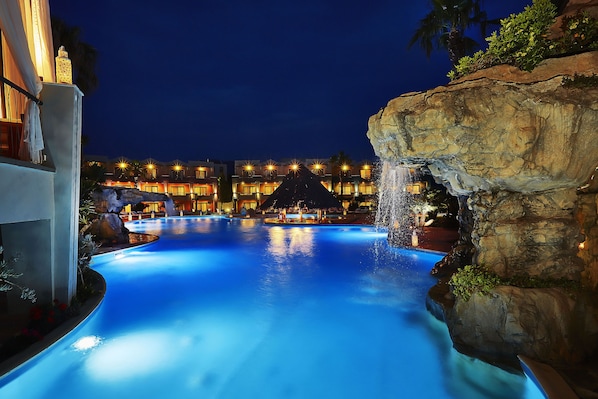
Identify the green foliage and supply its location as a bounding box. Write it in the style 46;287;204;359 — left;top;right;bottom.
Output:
0;246;37;303
553;11;598;54
448;50;486;80
78;235;98;277
449;265;501;301
562;73;598;88
486;0;556;71
449;264;584;302
447;0;598;79
503;274;581;292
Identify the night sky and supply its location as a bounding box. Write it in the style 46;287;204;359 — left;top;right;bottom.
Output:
49;0;531;163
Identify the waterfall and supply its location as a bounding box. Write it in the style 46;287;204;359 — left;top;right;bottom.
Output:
375;160;414;246
164;197;176;217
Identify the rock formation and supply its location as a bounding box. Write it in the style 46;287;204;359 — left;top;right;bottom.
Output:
366;51;598;367
89;187;172;244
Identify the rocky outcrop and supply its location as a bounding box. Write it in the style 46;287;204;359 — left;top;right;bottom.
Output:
89;187;173;244
368;52;598;197
93;186;172;214
368;52;598;282
446;286;598;368
366;51;598;367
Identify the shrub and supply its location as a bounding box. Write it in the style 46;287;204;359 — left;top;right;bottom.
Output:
553;11;598;55
562;73;598;88
486;0;556;71
449;264;584;302
449;264;501;301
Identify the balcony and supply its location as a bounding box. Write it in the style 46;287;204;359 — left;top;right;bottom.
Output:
0;120;21;160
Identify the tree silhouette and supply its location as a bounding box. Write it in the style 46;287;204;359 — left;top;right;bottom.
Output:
51;16;98;95
408;0;491;65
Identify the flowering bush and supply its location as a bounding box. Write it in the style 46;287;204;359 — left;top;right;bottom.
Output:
22;299;73;341
553;11;598;54
448;0;598;80
0;299;75;361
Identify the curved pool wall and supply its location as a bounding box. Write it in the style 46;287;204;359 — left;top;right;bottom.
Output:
0;217;544;398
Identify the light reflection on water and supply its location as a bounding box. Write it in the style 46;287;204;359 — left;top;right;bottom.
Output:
0;217;543;399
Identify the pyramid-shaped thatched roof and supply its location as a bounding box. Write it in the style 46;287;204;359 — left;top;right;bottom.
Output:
259;164;341;210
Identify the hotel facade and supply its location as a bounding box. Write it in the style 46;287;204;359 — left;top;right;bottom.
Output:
81;157;423;214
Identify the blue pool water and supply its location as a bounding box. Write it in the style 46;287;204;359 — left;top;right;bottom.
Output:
0;217;543;398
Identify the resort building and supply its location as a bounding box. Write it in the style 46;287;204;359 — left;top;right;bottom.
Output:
83;156;228;214
86;157;433;215
231;159;379;212
0;1;82;311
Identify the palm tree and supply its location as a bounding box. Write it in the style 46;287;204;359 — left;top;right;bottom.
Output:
51;17;98;95
408;0;490;65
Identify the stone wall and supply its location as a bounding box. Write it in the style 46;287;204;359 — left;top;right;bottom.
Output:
578;191;598;289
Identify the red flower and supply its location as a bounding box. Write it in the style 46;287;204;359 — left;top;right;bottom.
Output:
30;307;43;320
58;303;68;311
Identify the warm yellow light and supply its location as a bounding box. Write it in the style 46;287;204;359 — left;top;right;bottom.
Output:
245;165;253;171
267;164;274;171
174;165;182;171
363;164;370;170
55;46;72;84
342;164;349;171
118;162;127;170
147;163;154;170
313;163;321;170
291;164;299;171
579;241;586;250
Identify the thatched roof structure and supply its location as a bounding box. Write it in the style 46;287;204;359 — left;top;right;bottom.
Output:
258;164;341;210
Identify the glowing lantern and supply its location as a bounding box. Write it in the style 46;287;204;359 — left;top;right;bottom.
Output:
55;46;72;84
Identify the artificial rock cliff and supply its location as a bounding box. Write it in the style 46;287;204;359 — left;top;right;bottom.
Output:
89;187;172;244
367;51;598;367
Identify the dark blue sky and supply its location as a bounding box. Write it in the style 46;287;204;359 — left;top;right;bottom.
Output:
49;0;530;162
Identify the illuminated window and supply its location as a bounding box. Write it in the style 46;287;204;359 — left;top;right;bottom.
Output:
361;184;374;195
194;186;208;196
263;185;275;195
146;203;160;212
242;185;258;195
407;184;421;194
196;168;207;179
146;185;159;193
170;186;185;196
146;168;157;179
360;168;371;179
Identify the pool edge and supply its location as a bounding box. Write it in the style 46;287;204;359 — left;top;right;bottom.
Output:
0;269;106;383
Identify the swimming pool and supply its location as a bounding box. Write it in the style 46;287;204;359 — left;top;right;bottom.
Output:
0;217;542;398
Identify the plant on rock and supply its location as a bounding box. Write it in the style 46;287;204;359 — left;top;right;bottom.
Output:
485;0;556;71
449;264;500;301
448;0;598;80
